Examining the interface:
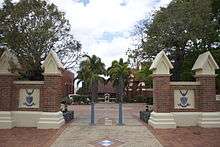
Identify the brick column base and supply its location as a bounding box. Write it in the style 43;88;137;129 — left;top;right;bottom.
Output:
153;75;172;112
43;75;63;112
149;74;176;128
196;75;217;112
0;74;17;128
0;75;17;111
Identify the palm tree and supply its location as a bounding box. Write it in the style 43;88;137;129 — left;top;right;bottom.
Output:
76;54;105;124
107;58;130;125
135;65;152;88
75;60;91;95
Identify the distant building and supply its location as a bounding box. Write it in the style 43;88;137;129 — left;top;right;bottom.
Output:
126;72;153;101
97;81;116;98
75;69;153;101
62;69;74;95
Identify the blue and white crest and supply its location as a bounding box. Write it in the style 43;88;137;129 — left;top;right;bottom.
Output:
23;89;35;106
178;90;190;108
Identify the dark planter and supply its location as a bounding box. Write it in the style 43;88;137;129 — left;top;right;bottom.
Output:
140;111;151;123
63;111;74;122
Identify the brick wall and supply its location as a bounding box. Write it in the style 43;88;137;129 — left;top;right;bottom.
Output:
216;102;220;111
43;75;63;112
0;68;75;112
196;75;217;112
126;80;153;101
153;75;171;112
61;69;74;96
126;89;153;101
152;73;220;113
0;75;17;111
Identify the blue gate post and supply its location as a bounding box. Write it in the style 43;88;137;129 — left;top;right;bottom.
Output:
91;101;95;125
118;102;123;125
118;76;124;125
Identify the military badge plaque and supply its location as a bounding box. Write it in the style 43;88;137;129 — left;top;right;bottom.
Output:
19;88;40;108
174;89;195;109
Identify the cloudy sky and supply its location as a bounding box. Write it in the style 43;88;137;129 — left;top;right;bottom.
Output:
1;0;171;68
48;0;171;68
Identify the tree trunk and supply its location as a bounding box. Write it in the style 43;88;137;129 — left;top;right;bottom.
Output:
91;80;97;102
172;48;184;81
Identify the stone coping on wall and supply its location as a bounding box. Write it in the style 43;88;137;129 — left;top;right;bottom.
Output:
216;95;220;101
144;88;153;91
150;74;172;77
170;82;200;86
194;74;218;78
13;81;44;85
0;72;18;76
42;73;62;76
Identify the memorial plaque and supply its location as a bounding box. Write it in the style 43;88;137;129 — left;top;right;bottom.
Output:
174;89;195;109
19;88;40;108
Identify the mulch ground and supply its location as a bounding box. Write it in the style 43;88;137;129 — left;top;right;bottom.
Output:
0;124;67;147
147;125;220;147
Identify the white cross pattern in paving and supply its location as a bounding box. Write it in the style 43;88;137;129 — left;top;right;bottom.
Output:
98;140;113;146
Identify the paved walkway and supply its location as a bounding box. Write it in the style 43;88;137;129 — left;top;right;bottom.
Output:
52;103;162;147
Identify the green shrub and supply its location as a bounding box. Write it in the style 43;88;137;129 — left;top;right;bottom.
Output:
62;96;72;105
124;96;153;103
146;97;153;105
69;95;91;105
61;95;91;105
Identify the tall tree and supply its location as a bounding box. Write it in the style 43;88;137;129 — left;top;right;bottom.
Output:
135;64;152;88
129;0;219;80
76;55;105;124
76;55;106;97
107;58;130;125
75;61;91;95
107;58;130;101
0;0;81;80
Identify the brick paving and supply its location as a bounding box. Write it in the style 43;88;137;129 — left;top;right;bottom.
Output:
0;125;67;147
147;126;220;147
1;103;220;147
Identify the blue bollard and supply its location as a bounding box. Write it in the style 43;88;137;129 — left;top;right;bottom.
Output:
90;102;95;125
118;102;123;125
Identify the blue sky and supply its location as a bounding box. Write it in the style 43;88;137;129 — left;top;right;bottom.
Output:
1;0;171;68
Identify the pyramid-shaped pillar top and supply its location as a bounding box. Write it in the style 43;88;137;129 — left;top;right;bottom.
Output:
42;50;64;75
150;50;173;75
192;51;219;76
0;50;20;75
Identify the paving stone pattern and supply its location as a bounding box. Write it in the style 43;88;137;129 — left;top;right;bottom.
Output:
52;103;162;147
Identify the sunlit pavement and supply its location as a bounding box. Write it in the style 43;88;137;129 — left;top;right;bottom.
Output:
52;103;162;147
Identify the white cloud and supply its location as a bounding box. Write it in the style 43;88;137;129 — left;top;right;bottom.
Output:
48;0;171;68
0;0;171;68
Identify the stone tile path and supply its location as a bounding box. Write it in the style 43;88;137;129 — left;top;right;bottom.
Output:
52;103;162;147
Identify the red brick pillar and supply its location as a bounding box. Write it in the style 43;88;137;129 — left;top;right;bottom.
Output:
43;75;63;112
196;75;217;112
149;51;176;128
192;51;219;112
0;75;16;111
153;75;171;112
38;50;65;129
